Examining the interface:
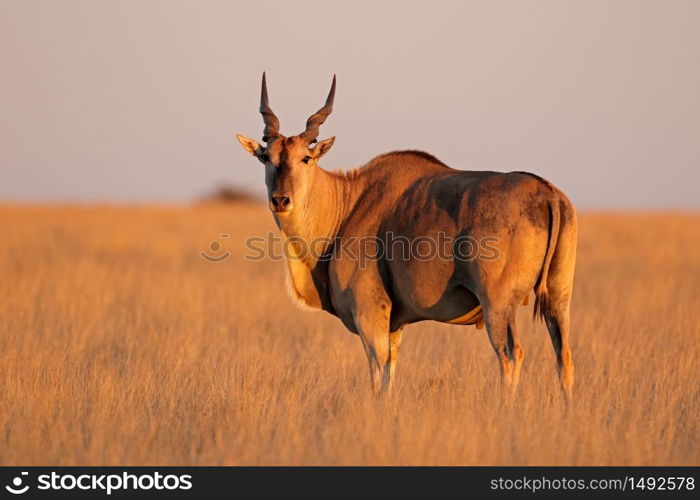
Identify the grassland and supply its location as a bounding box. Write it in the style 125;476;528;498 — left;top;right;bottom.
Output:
0;203;697;465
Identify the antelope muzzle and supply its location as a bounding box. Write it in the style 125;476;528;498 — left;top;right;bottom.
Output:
270;193;293;214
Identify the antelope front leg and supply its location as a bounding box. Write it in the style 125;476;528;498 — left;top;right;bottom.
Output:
358;330;391;395
354;302;398;396
387;328;403;393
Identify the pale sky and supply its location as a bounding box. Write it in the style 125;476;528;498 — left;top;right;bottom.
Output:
1;0;698;208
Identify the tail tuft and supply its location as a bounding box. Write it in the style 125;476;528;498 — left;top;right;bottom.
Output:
533;286;551;322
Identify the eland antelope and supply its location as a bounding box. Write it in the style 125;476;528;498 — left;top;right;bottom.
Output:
236;74;577;399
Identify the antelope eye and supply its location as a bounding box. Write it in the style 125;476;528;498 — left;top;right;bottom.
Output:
301;156;311;164
260;153;270;162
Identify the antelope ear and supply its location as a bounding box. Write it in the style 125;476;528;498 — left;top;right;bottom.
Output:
236;134;263;157
312;136;335;159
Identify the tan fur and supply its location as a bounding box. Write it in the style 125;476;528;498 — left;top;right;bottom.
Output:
284;265;321;312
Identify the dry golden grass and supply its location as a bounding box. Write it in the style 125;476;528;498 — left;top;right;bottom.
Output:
0;203;698;465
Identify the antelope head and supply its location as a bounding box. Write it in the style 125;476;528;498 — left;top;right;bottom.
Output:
236;73;336;215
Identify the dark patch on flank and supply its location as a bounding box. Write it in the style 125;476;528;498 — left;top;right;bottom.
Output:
521;192;549;230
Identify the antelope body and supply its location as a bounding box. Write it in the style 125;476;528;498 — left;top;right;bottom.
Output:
236;74;577;398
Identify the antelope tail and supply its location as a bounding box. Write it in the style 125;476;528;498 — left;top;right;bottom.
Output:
533;197;561;322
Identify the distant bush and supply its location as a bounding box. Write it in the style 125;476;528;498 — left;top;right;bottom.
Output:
199;184;261;204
